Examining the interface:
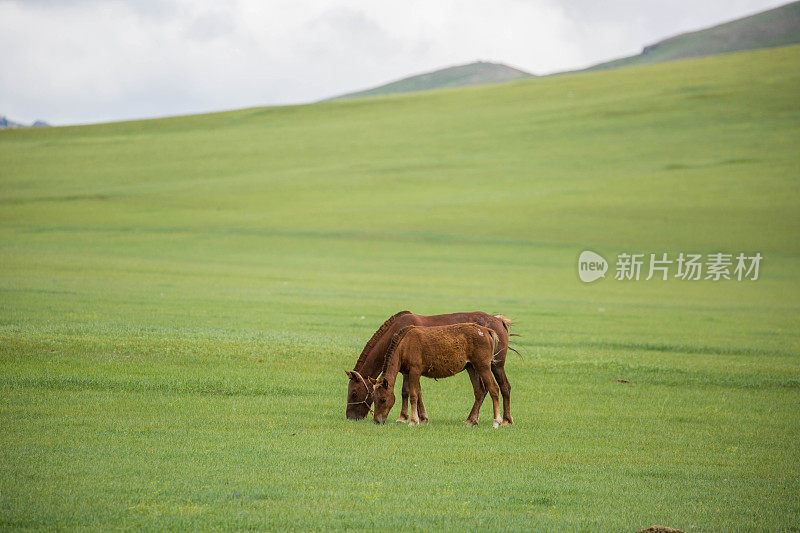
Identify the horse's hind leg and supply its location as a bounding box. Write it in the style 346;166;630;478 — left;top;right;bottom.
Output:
464;363;487;427
491;363;513;425
417;387;429;424
477;364;502;429
397;373;410;423
407;370;422;427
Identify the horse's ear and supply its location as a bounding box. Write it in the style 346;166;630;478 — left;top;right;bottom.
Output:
344;370;356;380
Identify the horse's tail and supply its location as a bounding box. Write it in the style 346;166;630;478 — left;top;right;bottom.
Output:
489;329;500;363
494;314;512;332
353;310;412;371
494;314;523;359
380;325;414;377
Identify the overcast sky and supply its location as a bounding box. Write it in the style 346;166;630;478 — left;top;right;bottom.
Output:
0;0;790;125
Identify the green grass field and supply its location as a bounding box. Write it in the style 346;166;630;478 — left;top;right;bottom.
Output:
1;45;799;531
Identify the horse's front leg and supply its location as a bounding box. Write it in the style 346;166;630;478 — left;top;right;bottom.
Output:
407;370;422;427
396;373;410;423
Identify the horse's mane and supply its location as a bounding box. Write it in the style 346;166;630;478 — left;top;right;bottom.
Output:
380;325;414;377
353;310;412;371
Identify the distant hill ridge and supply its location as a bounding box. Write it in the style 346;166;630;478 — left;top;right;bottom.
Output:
333;2;800;101
0;115;49;129
333;61;532;100
584;1;800;71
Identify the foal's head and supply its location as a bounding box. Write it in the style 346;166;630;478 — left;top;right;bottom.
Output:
369;376;395;424
345;370;373;420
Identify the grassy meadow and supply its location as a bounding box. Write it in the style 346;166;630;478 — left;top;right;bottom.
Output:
1;45;799;530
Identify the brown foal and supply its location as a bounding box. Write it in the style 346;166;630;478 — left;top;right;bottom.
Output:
370;323;505;428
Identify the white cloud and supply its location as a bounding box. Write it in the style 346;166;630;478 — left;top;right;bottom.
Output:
0;0;790;125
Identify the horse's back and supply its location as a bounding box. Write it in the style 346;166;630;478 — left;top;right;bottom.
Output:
367;311;509;376
409;323;492;379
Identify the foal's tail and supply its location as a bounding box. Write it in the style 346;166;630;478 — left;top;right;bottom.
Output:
380;325;414;377
489;329;500;363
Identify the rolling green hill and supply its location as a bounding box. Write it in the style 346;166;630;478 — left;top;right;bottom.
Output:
335;2;800;101
1;46;799;530
333;60;532;99
586;1;800;71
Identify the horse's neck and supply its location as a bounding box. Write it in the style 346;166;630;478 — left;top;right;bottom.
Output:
382;345;403;388
358;349;384;378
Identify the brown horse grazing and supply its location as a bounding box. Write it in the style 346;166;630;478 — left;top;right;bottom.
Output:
345;311;513;424
370;323;504;427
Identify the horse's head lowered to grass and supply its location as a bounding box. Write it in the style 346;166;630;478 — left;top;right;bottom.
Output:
369;376;394;424
344;311;413;420
344;370;373;419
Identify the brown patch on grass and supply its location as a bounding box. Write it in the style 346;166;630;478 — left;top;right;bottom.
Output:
637;526;685;533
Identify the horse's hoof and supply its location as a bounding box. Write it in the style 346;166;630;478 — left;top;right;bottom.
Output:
395;416;408;423
464;418;478;427
408;420;420;427
419;417;429;424
500;420;513;426
492;419;501;429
